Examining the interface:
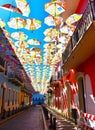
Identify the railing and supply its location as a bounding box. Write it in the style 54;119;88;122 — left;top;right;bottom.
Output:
15;74;23;83
8;73;23;85
62;0;95;63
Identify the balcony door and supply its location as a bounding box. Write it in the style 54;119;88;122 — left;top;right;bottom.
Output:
76;72;86;113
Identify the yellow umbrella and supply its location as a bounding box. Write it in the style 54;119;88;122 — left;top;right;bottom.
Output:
66;14;82;25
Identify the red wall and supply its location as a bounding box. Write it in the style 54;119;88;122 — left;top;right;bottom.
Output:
63;69;77;85
76;0;88;13
77;53;95;96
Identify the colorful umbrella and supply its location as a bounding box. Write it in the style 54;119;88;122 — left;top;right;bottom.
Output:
25;19;42;30
27;39;41;46
58;34;70;44
60;25;76;36
0;18;6;28
45;1;66;16
8;17;26;29
43;36;56;42
15;0;30;17
44;15;63;26
66;14;82;25
1;4;22;14
43;28;60;37
11;32;28;41
30;47;41;53
14;41;27;49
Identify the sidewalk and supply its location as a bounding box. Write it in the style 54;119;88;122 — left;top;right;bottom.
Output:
45;107;79;130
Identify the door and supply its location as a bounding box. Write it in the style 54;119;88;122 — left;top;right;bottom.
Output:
78;77;86;112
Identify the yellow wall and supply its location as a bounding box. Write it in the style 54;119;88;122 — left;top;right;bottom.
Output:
26;95;29;104
0;99;2;106
19;91;24;105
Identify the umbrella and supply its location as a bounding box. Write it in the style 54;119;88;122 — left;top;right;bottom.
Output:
11;32;28;41
0;19;6;28
30;47;41;53
66;14;82;25
14;41;27;49
44;36;58;42
43;43;56;49
25;19;42;30
44;15;63;26
27;39;41;46
45;1;66;16
43;28;60;37
1;4;22;14
15;0;30;17
58;34;70;44
60;25;76;36
8;17;26;29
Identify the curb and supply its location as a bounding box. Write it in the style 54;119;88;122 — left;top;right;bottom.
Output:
0;110;26;125
41;107;49;130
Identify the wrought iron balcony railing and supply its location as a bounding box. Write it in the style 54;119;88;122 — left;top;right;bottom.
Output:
0;56;5;72
8;73;24;86
62;0;95;64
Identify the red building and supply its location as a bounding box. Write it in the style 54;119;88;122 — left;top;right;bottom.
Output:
50;0;95;129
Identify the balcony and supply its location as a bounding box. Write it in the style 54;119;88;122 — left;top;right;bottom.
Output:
21;86;30;94
8;73;24;86
62;1;95;69
0;56;5;72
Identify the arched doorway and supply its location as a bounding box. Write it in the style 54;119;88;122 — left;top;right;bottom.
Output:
76;72;86;112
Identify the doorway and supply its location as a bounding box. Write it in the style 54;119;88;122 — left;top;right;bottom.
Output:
76;72;86;112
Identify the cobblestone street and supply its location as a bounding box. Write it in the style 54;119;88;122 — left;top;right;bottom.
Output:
0;106;44;130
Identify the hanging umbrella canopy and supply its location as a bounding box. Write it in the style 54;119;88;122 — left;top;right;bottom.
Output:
8;17;42;30
27;39;41;46
30;47;41;53
43;43;56;49
15;0;30;17
44;15;63;26
43;28;60;42
66;13;82;25
43;28;60;37
45;1;66;16
1;4;22;14
60;24;76;36
14;41;28;49
58;34;70;44
11;32;28;41
0;18;6;28
43;36;56;42
25;18;42;30
8;17;26;29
